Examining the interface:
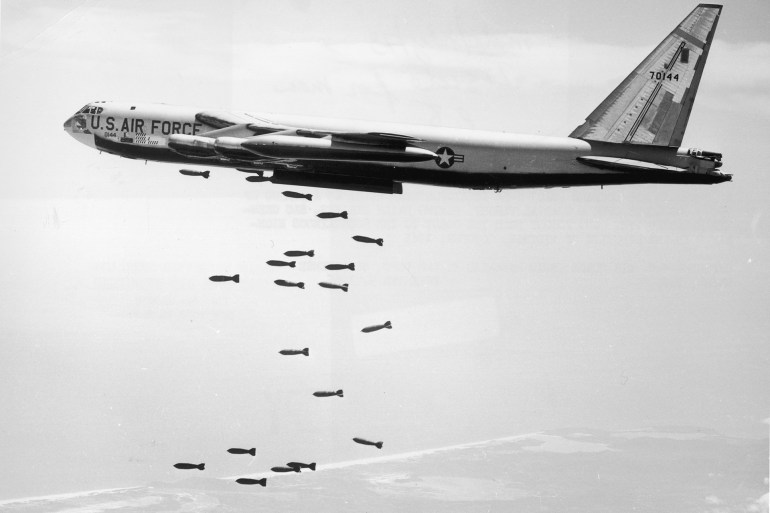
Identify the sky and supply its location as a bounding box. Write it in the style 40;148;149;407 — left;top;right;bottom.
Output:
1;0;769;501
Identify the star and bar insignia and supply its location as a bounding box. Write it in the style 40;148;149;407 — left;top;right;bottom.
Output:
434;146;465;168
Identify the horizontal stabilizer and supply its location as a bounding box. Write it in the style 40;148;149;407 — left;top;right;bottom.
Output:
577;156;688;173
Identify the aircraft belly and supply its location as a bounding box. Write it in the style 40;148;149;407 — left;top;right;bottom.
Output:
93;132;724;189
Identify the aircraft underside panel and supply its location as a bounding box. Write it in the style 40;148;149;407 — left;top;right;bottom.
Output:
94;135;728;190
268;170;404;194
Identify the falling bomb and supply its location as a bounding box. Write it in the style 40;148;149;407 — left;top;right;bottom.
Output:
361;321;392;333
325;263;355;271
317;211;348;219
227;448;256;456
209;274;239;283
236;478;267;486
271;466;300;473
284;250;315;257
352;235;383;246
275;279;304;289
279;348;309;356
313;390;343;398
319;282;348;292
174;463;205;470
179;169;210;178
267;260;296;267
353;438;383;449
287;461;316;471
282;191;312;201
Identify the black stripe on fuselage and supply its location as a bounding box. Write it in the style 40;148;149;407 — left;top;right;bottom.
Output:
94;135;727;189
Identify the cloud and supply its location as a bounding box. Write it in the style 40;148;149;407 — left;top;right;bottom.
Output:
746;492;768;513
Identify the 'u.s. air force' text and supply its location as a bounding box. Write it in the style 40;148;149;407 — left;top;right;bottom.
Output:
88;116;203;135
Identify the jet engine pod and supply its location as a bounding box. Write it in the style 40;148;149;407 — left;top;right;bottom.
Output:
241;134;437;163
214;136;259;160
167;134;217;157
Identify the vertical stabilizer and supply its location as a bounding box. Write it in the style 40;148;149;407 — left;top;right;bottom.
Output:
570;4;721;146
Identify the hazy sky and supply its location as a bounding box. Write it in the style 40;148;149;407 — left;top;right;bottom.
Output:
1;0;768;501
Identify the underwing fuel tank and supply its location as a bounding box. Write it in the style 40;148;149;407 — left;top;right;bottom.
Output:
167;134;217;157
241;135;437;162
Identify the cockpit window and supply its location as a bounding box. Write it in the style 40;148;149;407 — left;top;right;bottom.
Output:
77;104;103;115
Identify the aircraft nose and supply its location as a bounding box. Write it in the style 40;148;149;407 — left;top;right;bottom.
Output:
63;115;73;131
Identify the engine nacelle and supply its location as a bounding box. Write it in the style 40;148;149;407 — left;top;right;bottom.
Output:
241;134;437;163
167;134;217;158
214;137;259;160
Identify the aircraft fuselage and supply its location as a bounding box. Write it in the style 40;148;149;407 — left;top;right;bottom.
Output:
63;6;730;193
64;101;729;192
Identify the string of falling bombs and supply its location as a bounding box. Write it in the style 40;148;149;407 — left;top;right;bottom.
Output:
173;449;318;487
183;189;386;486
272;191;387;454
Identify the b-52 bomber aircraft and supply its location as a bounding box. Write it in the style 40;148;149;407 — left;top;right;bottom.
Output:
64;4;729;194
